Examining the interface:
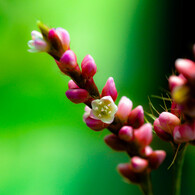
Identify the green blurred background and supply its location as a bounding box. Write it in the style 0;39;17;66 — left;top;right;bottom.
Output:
0;0;195;194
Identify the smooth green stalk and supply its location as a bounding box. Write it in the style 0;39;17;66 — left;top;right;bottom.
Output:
172;143;188;195
140;173;153;195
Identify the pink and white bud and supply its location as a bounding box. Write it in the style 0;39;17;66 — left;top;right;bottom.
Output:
60;50;78;70
141;146;153;157
169;75;186;91
158;112;180;134
173;123;195;143
81;55;97;78
131;157;148;173
175;59;195;80
116;96;133;123
153;118;173;141
91;96;118;124
117;163;146;183
104;134;126;151
128;105;144;128
56;27;70;51
134;123;153;147
28;30;49;52
148;150;166;169
84;116;108;131
119;126;134;142
101;77;118;102
68;80;79;89
65;89;89;104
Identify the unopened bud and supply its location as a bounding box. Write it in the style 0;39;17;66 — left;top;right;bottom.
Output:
173;123;195;143
175;59;195;80
81;55;97;78
68;80;79;89
101;77;118;102
128;105;144;128
104;134;126;151
116;96;132;123
169;75;186;91
158;112;180;134
134;123;153;147
56;27;70;51
60;50;78;71
153;118;173;141
131;157;148;173
148;150;166;169
65;89;89;103
119;126;133;142
84;116;108;131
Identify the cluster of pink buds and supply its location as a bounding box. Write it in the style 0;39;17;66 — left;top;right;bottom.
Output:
28;22;166;190
154;51;195;145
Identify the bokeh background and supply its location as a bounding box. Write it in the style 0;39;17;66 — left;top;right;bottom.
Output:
0;0;194;194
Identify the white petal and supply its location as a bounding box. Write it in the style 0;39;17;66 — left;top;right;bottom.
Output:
31;30;43;40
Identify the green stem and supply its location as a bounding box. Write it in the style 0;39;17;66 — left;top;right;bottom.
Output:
139;173;153;195
172;144;188;195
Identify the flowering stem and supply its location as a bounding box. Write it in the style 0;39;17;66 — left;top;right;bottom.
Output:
172;143;188;195
139;173;153;195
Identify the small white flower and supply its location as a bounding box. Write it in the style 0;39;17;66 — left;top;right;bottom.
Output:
28;30;49;53
91;96;118;124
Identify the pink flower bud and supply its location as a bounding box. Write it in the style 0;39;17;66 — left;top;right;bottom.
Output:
81;55;97;78
101;77;118;102
148;150;166;169
153;118;173;141
128;105;144;128
119;126;133;142
84;116;108;131
173;123;195;143
68;80;79;89
134;123;153;147
104;134;126;151
117;163;145;183
131;157;148;173
60;50;78;70
56;28;70;51
65;89;89;104
158;112;180;134
116;96;132;123
141;146;153;157
169;75;186;91
175;59;195;80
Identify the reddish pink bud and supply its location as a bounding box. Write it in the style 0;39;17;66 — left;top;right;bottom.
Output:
158;112;180;134
81;55;97;78
84;116;107;131
141;146;153;157
169;75;186;91
101;77;118;102
153;118;173;141
117;163;145;183
175;59;195;80
119;126;133;142
131;157;148;173
128;105;144;128
116;96;132;123
65;89;89;104
48;28;64;53
134;123;153;147
56;28;70;51
104;134;126;151
148;150;166;169
60;50;78;70
173;123;195;143
68;80;79;89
